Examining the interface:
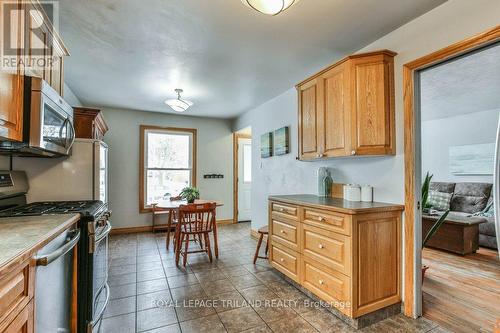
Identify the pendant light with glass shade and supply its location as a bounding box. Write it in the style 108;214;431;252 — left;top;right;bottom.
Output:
165;89;193;112
241;0;300;15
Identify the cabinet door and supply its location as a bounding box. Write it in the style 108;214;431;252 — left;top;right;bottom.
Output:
350;54;395;155
2;300;34;333
25;3;49;79
50;42;64;96
320;64;350;157
0;1;24;142
298;79;322;160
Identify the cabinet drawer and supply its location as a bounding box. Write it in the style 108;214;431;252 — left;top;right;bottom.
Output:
270;243;299;282
0;298;34;333
271;219;299;251
0;260;34;325
303;208;350;235
271;202;298;220
302;224;351;276
302;257;351;315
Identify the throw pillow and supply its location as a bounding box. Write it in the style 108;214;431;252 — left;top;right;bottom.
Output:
427;190;452;211
474;200;494;218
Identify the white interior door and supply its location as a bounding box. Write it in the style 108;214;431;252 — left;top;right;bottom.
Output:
238;138;252;222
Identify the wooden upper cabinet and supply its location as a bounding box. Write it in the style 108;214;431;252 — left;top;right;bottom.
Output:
350;53;395;156
321;63;350;158
298;80;321;160
73;107;109;140
297;50;396;160
0;1;24;142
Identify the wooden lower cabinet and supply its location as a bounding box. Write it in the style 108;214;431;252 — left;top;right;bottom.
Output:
0;260;35;333
268;199;402;318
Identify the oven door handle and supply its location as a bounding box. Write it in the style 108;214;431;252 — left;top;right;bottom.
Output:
89;220;112;253
87;283;110;333
35;229;80;266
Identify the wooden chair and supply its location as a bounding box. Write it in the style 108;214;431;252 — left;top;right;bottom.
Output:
175;203;216;267
253;226;269;264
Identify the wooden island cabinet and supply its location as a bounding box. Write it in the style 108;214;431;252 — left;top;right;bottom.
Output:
297;50;396;160
268;195;403;327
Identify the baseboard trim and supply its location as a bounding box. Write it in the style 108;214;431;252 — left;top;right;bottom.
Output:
250;228;259;240
217;219;234;225
110;226;153;235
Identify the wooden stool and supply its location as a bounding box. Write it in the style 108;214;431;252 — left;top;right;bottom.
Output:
253;226;269;264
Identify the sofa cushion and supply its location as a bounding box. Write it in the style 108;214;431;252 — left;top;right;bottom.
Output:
450;183;492;214
428;190;452;211
429;182;455;194
479;218;496;237
479;234;498;249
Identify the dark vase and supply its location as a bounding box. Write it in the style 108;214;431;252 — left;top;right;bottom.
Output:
187;197;195;204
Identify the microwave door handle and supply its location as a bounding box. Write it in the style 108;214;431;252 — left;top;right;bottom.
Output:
67;117;75;149
59;118;69;147
35;229;80;266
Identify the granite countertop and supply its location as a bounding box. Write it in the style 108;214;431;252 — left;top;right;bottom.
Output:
0;214;80;270
269;194;404;214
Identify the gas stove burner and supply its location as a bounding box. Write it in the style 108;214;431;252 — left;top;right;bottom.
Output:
0;200;105;218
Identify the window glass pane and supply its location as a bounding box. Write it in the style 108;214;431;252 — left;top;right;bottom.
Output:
243;144;252;182
147;132;190;168
146;170;191;205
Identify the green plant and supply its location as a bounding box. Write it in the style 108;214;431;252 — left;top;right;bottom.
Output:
421;172;433;210
180;186;200;203
423;210;450;247
421;172;450;247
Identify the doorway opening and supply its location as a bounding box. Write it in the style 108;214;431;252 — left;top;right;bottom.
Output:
233;127;252;223
403;26;500;330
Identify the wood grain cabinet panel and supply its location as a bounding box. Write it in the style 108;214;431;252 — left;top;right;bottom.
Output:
268;199;402;319
271;219;299;251
271;202;298;221
297;50;396;160
303;208;351;236
73;107;109;140
1;299;34;333
298;80;321;160
270;243;300;282
302;224;351;276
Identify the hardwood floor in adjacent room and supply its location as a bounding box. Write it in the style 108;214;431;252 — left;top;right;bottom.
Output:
422;247;500;333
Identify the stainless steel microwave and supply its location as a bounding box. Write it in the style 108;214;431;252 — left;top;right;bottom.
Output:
0;76;75;157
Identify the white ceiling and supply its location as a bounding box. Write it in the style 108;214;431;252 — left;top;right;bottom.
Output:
421;43;500;121
60;0;447;118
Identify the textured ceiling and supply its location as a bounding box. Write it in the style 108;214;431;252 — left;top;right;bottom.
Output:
421;43;500;121
60;0;447;118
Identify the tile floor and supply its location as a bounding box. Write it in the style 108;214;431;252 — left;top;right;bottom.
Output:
104;223;448;333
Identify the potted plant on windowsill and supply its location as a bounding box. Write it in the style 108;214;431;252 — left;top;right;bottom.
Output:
421;172;450;282
180;187;200;204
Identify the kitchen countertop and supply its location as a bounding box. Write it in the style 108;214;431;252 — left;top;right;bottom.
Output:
269;194;404;214
0;214;80;270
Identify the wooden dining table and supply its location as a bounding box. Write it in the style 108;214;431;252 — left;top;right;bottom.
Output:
152;199;224;258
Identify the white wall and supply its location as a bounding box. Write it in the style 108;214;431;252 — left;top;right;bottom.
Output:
63;83;82;107
233;0;500;229
100;108;234;229
422;108;499;183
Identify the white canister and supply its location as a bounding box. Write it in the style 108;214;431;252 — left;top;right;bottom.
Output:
361;185;373;202
344;184;361;202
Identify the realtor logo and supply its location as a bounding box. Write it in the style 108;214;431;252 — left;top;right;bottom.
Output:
1;0;59;71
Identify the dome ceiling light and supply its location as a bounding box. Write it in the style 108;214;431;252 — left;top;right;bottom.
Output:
165;89;193;112
241;0;300;16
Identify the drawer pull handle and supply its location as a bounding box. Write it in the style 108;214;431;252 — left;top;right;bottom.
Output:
319;280;324;285
318;244;324;249
278;208;285;212
280;258;284;262
318;217;326;222
280;230;286;234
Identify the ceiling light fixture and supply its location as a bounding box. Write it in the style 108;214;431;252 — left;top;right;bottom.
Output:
241;0;300;16
165;89;193;112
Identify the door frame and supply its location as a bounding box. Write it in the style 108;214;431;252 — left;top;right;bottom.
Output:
403;25;500;317
233;132;252;223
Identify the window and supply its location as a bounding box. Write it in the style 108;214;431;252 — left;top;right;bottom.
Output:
140;126;196;212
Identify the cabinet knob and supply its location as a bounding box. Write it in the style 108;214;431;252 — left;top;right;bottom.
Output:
319;280;324;285
280;258;284;262
318;217;326;222
318;244;324;249
351;150;356;156
280;230;286;234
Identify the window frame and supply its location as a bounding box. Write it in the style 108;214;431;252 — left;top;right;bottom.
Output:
139;125;197;213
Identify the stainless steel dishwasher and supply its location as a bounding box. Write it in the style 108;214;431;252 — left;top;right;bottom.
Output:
34;225;80;333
